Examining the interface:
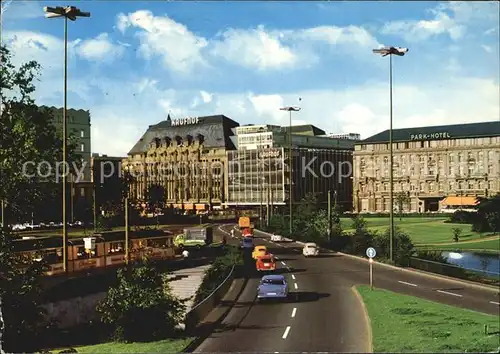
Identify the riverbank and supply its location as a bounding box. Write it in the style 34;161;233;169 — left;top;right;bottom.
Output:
356;286;500;353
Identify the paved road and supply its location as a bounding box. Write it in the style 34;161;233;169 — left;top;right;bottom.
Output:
196;225;370;352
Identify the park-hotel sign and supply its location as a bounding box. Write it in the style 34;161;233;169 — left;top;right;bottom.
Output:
410;132;451;141
171;117;200;126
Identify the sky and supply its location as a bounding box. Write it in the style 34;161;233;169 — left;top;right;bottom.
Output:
2;0;499;157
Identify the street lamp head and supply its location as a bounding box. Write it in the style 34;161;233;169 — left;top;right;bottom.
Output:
373;46;409;57
279;106;301;112
44;5;90;19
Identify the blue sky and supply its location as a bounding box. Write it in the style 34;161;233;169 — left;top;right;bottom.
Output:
2;1;499;156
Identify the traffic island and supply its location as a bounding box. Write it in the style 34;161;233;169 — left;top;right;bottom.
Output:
356;286;500;353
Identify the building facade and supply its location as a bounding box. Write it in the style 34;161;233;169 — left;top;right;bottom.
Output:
41;106;92;182
227;124;355;210
353;121;500;213
91;154;126;216
123;114;239;211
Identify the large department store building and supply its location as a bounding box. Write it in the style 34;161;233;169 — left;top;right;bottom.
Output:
353;121;500;213
123;114;239;212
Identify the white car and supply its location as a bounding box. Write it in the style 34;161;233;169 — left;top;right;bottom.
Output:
270;234;283;242
303;242;319;257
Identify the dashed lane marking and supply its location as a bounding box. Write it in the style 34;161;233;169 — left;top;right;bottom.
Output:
398;280;418;287
291;308;297;318
291;274;296;280
282;326;291;339
281;261;286;266
436;290;462;297
489;301;500;305
294;283;298;290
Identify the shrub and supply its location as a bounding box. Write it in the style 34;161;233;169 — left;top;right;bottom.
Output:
445;210;476;224
415;250;448;263
193;246;242;304
96;261;185;342
452;228;462;242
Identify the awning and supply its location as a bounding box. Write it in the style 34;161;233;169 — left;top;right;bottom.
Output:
195;204;206;210
440;196;478;206
184;204;194;210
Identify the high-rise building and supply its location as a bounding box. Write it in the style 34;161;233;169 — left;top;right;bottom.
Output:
353;121;500;213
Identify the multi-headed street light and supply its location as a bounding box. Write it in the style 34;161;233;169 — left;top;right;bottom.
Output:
279;106;301;237
44;6;90;273
372;46;409;262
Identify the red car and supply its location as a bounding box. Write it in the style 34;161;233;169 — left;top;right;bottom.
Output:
242;228;254;238
256;254;276;271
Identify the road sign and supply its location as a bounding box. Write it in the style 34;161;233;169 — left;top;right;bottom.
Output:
366;247;376;259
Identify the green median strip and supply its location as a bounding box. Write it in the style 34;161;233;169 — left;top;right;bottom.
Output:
356;286;500;353
71;337;193;353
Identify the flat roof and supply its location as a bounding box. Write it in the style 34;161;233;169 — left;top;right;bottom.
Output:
360;121;500;144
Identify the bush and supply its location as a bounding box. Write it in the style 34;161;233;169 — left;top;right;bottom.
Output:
445;210;476;224
415;250;448;263
96;261;185;342
193;246;242;304
371;227;414;266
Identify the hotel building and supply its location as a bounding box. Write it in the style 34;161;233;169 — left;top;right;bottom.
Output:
353;121;500;213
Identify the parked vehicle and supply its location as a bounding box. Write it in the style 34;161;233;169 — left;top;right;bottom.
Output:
257;274;288;300
303;242;319;257
256;254;276;272
252;245;267;259
174;226;213;249
238;216;254;237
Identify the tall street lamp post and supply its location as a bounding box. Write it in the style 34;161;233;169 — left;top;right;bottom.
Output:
372;46;408;262
279;106;301;237
44;6;90;273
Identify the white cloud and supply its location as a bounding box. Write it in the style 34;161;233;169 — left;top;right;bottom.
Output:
211;26;298;70
381;1;498;42
200;91;213;103
482;45;493;53
116;10;209;74
1;1;43;21
76;33;125;62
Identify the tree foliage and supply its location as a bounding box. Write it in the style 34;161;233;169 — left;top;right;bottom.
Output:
96;261;186;342
395;192;410;220
472;194;500;233
0;45;80;222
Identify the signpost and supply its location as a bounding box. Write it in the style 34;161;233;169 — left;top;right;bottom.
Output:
366;247;376;290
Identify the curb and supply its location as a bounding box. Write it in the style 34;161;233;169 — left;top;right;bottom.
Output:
338;251;499;293
182;276;249;353
352;286;374;353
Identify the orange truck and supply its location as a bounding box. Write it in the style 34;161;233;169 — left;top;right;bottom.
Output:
256;254;276;272
238;216;254;237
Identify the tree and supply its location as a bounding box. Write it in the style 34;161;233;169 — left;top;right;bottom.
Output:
146;184;166;216
472;194;500;233
96;261;186;342
395;192;410;220
1;45;80;223
452;227;462;242
1;44;80;352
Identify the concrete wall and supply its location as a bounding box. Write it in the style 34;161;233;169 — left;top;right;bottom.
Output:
42;292;106;329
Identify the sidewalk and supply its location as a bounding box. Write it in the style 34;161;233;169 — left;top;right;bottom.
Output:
167;264;211;312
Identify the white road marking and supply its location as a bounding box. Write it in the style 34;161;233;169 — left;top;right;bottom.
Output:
291;308;297;318
294;283;298;289
398;280;417;287
291;274;296;280
282;326;291;339
281;261;286;266
489;301;500;305
436;290;462;297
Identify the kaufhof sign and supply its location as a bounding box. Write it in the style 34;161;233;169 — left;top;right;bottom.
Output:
171;116;200;126
259;149;281;159
410;132;451;140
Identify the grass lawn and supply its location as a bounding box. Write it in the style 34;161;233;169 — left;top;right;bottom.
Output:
70;337;193;353
341;217;498;247
418;238;500;254
356;286;500;353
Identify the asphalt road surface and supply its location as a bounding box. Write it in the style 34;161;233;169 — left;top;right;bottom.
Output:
195;224;499;353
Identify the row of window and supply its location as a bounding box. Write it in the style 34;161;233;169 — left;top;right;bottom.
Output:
360;180;497;193
360;164;496;178
358;137;500;151
359;150;498;166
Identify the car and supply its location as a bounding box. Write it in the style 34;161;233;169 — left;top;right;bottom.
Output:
303;242;319;257
241;237;254;249
256;254;276;271
252;245;267;259
270;233;283;242
257;274;288;300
